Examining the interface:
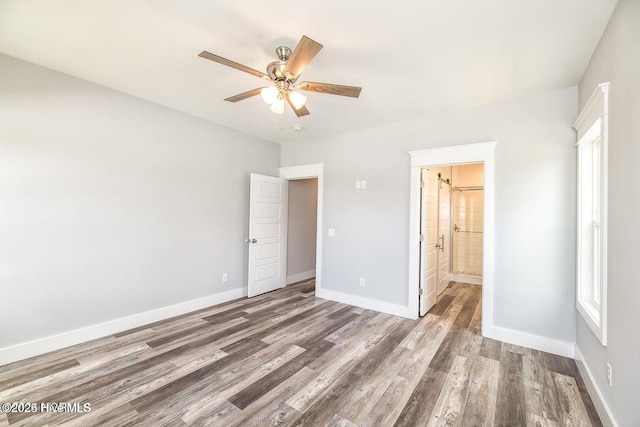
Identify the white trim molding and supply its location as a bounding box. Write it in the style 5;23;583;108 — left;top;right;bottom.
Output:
573;83;609;346
574;83;609;140
488;325;576;358
409;141;498;167
279;163;324;294
450;274;482;286
287;270;316;285
316;288;414;319
0;287;246;366
575;347;619;427
279;163;324;180
408;142;496;339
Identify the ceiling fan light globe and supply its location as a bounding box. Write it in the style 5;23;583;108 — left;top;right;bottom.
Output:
288;91;307;110
261;86;279;104
270;98;285;114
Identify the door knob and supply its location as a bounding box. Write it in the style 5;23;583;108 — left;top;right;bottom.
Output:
245;238;258;243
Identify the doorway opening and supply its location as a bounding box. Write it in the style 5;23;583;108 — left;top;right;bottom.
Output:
418;164;485;316
408;142;495;335
280;163;324;295
286;178;318;289
246;164;324;298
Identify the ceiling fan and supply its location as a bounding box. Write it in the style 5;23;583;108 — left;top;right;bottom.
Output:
198;35;362;117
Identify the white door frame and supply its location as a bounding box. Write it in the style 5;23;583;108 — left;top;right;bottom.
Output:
279;163;324;292
408;142;496;337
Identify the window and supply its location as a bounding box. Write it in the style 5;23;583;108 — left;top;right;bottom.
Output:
573;83;608;345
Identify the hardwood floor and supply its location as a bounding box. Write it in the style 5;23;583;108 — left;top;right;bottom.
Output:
0;280;601;426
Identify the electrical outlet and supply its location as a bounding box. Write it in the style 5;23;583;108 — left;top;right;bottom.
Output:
607;363;612;386
359;278;365;287
222;273;228;283
361;180;367;189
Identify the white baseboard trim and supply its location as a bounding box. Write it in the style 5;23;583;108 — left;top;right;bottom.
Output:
0;287;247;366
286;270;316;285
316;288;414;319
485;325;575;358
450;273;482;285
574;346;619;427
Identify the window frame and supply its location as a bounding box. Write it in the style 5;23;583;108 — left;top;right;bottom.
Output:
573;83;609;346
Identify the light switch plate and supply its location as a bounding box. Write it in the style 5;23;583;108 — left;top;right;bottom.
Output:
328;228;336;236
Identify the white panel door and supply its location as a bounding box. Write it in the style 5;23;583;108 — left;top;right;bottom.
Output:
419;168;439;316
437;180;451;295
247;173;287;297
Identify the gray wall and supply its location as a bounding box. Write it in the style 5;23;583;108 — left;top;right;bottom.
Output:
287;179;318;280
576;0;640;425
282;86;578;343
0;54;280;349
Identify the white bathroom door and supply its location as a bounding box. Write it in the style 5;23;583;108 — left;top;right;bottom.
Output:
419;169;439;316
247;173;288;297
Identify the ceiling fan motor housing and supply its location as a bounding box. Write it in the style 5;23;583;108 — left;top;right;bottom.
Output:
267;61;287;81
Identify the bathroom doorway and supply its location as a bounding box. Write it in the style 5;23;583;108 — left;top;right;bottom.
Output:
418;163;484;315
408;142;495;333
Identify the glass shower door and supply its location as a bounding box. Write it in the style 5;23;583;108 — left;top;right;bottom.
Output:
452;188;483;277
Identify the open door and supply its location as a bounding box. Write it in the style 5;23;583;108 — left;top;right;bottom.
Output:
419;168;439;315
247;173;287;297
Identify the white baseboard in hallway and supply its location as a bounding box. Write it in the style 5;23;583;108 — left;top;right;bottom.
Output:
450;273;482;285
286;270;315;285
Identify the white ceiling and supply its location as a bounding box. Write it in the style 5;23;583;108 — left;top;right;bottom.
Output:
0;0;617;144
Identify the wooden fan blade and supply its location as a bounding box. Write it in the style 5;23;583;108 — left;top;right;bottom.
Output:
224;88;263;103
298;81;362;98
285;93;310;117
283;36;323;80
199;51;270;80
294;105;310;117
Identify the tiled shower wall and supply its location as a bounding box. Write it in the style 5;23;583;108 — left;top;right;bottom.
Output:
452;189;483;276
451;163;484;277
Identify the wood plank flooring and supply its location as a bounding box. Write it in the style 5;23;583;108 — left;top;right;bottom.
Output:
0;280;601;426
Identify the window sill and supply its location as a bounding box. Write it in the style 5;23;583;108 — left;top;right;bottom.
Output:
577;299;606;346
